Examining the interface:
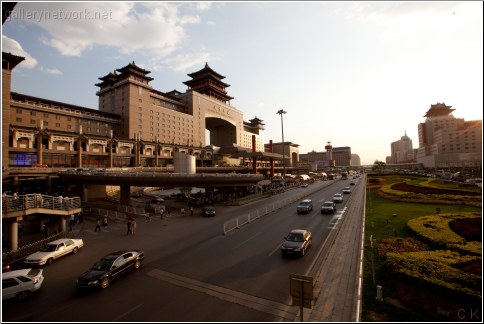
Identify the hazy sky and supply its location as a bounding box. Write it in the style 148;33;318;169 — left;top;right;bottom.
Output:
2;1;483;165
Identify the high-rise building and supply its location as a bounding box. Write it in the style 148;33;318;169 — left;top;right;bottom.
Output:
417;103;482;169
390;131;414;164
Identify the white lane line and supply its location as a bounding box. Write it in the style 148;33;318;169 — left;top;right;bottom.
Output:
231;232;262;250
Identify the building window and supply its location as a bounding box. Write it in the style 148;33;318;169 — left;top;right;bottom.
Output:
67;125;72;129
56;123;61;127
30;111;36;116
44;121;49;126
16;117;22;122
43;113;49;118
30;119;36;124
16;109;22;114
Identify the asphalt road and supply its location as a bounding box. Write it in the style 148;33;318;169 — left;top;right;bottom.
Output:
2;178;361;322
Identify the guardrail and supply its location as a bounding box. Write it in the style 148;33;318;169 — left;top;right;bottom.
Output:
2;194;81;214
222;185;324;235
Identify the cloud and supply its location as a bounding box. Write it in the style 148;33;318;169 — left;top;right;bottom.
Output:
14;2;210;67
1;35;38;68
160;48;216;72
40;66;62;75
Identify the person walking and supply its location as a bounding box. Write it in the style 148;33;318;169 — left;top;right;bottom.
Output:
145;211;151;222
42;224;49;238
160;208;164;220
94;218;102;232
131;220;137;234
190;206;194;216
102;215;108;227
126;219;132;235
181;207;185;216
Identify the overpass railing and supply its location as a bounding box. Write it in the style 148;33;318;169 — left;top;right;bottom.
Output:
2;194;81;214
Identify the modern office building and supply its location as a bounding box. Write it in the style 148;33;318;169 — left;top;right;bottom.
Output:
416;103;482;169
390;131;415;164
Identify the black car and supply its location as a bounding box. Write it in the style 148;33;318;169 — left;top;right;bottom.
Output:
76;250;144;290
201;205;215;217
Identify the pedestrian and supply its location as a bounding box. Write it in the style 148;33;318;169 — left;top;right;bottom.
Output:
167;207;171;216
126;219;132;235
145;211;151;222
181;207;185;216
190;206;194;216
160;208;164;220
94;218;102;232
102;215;108;227
131;220;137;234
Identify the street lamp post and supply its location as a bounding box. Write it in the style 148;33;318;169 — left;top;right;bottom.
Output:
276;109;287;179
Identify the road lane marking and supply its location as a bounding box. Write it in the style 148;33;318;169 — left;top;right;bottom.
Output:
147;269;298;320
112;303;143;322
231;232;262;250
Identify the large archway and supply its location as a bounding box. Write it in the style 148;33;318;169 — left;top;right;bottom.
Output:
205;117;236;147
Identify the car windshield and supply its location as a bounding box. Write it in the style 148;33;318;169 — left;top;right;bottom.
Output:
323;202;333;207
287;233;304;242
92;259;113;271
299;202;310;206
39;244;57;252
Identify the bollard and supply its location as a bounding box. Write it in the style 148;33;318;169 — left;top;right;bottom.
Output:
376;285;383;301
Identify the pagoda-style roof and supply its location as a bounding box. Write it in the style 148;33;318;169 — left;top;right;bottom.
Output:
183;63;234;103
424;103;455;117
187;62;226;80
95;71;118;87
2;52;25;70
115;61;154;81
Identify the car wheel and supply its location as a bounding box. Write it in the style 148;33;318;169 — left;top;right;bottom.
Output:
46;258;54;265
72;247;79;254
101;277;110;289
134;259;141;269
17;290;30;300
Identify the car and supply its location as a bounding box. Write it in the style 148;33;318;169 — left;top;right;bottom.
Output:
2;268;44;300
321;201;336;214
300;183;309;188
76;250;144;290
350;181;356;186
281;229;312;257
201;205;216;217
296;199;313;214
342;187;351;194
24;238;84;266
2;261;11;272
333;193;343;203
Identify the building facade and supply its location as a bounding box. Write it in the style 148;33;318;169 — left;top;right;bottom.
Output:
390;131;415;164
3;55;270;170
416;103;482;169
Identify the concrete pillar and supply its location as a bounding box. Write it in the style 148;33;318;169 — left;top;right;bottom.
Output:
8;219;19;251
120;185;131;205
37;131;43;165
252;135;257;174
58;216;67;233
109;137;113;169
269;140;274;179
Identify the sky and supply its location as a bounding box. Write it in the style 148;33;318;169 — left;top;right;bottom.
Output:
2;1;483;165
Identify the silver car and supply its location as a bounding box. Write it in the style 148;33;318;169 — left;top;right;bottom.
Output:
281;229;312;257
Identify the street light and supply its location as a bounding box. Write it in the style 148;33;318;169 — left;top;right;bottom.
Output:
276;109;287;179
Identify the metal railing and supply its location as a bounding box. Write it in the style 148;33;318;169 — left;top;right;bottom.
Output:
2;194;81;214
222;186;321;235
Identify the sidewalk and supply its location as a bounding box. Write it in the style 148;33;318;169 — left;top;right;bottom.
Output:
305;183;365;322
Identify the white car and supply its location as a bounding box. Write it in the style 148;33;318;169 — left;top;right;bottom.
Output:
24;238;84;266
2;268;44;300
342;187;351;194
333;193;343;203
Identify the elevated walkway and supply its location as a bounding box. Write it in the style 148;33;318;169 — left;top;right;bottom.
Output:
2;193;81;251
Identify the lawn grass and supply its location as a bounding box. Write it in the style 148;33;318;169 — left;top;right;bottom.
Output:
362;186;482;322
